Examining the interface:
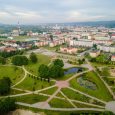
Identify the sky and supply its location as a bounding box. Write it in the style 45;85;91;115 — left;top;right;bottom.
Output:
0;0;115;24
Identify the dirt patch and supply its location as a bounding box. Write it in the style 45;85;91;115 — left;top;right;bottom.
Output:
8;109;45;115
110;68;115;77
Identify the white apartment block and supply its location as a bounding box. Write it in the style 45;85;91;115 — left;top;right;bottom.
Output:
97;45;115;53
70;40;93;47
70;39;115;53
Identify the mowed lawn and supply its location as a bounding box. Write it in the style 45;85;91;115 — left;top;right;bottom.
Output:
0;65;24;85
49;98;73;108
25;54;51;76
70;71;113;102
15;75;55;91
15;94;48;104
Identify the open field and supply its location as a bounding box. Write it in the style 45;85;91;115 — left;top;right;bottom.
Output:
25;54;51;75
0;65;24;85
70;71;113;101
15;94;48;104
15;75;55;91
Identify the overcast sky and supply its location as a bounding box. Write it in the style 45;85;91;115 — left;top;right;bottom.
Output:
0;0;115;24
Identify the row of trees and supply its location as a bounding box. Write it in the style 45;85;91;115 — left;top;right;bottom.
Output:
0;77;11;95
0;50;24;58
12;55;29;66
88;54;115;65
38;59;64;80
11;52;38;66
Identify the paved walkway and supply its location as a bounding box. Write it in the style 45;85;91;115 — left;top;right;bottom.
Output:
11;66;28;88
60;90;77;108
68;87;107;104
16;102;105;112
105;101;115;114
85;58;115;100
10;87;105;109
3;50;115;113
66;70;91;82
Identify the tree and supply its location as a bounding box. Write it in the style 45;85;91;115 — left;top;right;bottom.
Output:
0;97;16;114
38;64;49;79
50;34;53;41
53;59;64;67
30;52;38;63
93;44;97;50
78;59;83;65
0;56;6;64
49;65;64;78
0;77;12;95
12;55;28;66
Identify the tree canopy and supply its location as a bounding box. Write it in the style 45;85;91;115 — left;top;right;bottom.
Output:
0;97;16;114
53;59;64;67
30;52;38;63
49;65;64;78
0;77;11;95
12;55;28;66
38;64;49;78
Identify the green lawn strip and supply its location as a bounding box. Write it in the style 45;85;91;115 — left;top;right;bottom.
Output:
111;87;115;93
15;75;55;91
40;87;58;95
56;73;74;81
107;77;115;80
25;54;51;76
103;77;115;86
73;102;100;108
91;62;110;67
56;92;65;98
14;36;30;41
43;45;60;51
15;94;48;104
70;71;113;102
61;88;90;102
61;88;105;106
10;89;26;95
49;98;73;108
99;67;111;77
0;65;24;85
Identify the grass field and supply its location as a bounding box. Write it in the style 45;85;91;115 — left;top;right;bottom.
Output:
0;65;24;85
15;94;48;104
43;45;61;51
15;75;55;91
70;71;113;102
61;88;105;106
10;89;25;95
40;87;58;95
49;98;73;108
25;54;51;75
61;88;91;103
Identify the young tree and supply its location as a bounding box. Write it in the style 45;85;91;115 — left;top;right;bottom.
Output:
30;52;38;63
53;59;64;67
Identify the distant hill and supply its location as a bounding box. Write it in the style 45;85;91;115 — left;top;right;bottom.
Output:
63;21;115;28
